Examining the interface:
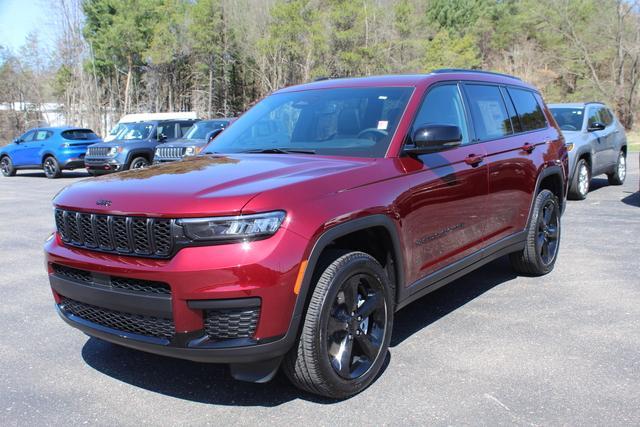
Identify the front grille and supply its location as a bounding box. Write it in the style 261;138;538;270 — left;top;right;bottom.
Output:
87;146;110;157
155;146;186;160
52;264;171;295
54;209;174;258
204;307;260;340
60;297;175;339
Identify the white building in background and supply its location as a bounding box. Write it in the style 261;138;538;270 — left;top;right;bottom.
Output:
0;102;65;127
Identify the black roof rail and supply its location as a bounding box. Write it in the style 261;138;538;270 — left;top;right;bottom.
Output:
584;101;605;105
313;76;331;82
431;68;522;81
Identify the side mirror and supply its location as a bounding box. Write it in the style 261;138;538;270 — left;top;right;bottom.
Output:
405;124;462;155
206;128;224;142
13;138;21;144
588;122;606;132
158;133;168;141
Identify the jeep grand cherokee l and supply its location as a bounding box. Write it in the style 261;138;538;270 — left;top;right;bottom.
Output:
45;70;568;398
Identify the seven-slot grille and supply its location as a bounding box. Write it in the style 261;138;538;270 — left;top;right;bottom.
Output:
87;146;111;157
55;209;174;258
155;146;186;160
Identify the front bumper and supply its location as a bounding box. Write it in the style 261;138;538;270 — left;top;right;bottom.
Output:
84;156;124;172
45;227;309;364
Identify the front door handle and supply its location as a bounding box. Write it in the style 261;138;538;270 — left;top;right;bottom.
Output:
521;143;535;153
464;154;484;167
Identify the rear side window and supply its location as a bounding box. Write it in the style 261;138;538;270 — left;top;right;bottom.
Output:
35;130;52;141
465;84;512;141
179;122;194;136
506;88;547;131
62;129;99;140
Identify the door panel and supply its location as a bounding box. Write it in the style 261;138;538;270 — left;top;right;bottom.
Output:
11;130;37;166
586;107;610;173
398;83;489;285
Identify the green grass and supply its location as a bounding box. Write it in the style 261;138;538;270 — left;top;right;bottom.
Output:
628;130;640;152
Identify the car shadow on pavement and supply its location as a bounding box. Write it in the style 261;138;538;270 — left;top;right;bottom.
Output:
81;256;515;406
391;256;517;347
16;171;90;179
621;191;639;207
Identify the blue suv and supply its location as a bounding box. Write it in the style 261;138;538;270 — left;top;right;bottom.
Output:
84;119;197;175
0;127;102;178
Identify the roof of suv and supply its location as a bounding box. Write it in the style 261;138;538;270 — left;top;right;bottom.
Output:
276;69;534;94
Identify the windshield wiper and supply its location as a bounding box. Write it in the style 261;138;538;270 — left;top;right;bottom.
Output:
242;148;316;155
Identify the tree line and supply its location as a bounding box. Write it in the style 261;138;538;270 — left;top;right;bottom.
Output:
1;0;639;140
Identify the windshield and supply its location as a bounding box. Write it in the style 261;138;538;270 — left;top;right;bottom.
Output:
550;107;584;131
202;87;413;158
184;120;229;140
115;123;154;141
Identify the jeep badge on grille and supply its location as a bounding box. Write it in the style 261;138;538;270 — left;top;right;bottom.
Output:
96;199;112;207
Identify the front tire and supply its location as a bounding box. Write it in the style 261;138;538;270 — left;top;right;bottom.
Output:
510;189;561;276
0;156;16;177
43;156;62;179
284;251;393;399
607;151;626;185
128;156;149;170
568;159;590;200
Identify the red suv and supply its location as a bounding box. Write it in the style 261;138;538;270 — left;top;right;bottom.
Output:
45;70;568;398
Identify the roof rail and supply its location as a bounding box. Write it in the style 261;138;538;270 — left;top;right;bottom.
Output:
313;76;331;82
431;68;522;81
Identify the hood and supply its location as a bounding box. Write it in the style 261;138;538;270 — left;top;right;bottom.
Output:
54;154;375;217
561;130;590;147
156;138;207;148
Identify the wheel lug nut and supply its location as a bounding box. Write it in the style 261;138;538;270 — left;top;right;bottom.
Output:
357;316;362;321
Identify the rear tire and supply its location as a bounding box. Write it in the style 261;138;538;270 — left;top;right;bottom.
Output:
0;156;16;177
43;156;62;179
128;156;149;170
283;251;393;399
607;151;626;185
568;159;590;200
510;189;561;276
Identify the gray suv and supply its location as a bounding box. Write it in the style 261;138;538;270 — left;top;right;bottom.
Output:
549;102;627;199
84;119;198;175
153;118;234;163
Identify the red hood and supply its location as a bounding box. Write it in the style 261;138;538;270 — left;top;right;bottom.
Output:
54;154;376;217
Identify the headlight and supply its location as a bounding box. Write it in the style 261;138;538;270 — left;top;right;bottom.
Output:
184;146;201;156
178;211;286;242
107;146;121;156
565;142;574;152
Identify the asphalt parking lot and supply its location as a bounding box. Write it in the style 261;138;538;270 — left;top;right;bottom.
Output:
1;156;638;426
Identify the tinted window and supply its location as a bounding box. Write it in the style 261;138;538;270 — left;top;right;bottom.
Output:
61;129;99;140
501;87;522;133
157;123;176;140
550;107;584;131
202;87;413;158
465;84;512;140
507;88;546;131
412;84;470;145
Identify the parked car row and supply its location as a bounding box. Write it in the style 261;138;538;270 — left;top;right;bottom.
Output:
0;115;234;178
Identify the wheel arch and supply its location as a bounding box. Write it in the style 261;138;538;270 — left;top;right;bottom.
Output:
41;152;57;164
533;165;565;217
125;149;153;165
293;215;405;327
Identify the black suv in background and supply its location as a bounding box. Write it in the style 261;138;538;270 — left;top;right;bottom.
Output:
84;119;198;174
153;118;235;163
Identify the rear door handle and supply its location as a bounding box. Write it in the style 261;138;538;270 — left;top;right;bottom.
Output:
464;154;484;167
521;143;536;153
